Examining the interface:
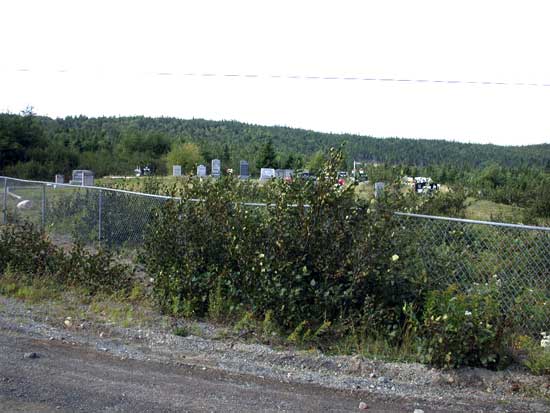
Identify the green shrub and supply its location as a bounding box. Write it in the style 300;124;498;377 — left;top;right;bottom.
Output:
514;334;550;375
509;288;550;334
141;147;425;337
0;222;133;295
419;283;508;368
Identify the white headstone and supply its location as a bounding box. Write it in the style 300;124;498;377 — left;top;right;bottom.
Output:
260;168;276;180
211;159;221;177
197;164;207;177
173;165;182;177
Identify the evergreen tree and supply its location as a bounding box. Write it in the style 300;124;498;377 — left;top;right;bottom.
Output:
256;139;278;169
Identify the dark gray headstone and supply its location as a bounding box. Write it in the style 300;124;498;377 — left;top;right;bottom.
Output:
239;160;249;179
374;182;385;198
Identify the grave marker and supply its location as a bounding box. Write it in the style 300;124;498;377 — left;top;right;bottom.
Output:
239;160;250;179
374;182;385;198
211;159;221;178
260;168;276;180
197;164;207;177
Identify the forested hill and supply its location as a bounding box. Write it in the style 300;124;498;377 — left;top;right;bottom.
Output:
1;113;549;179
43;115;549;167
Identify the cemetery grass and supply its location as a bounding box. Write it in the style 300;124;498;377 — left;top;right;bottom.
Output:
464;197;526;224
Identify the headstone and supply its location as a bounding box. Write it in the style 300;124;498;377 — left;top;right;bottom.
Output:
260;168;276;180
54;174;64;184
197;164;207;177
274;169;294;179
70;170;94;186
211;159;221;178
239;160;249;179
374;182;385;198
173;165;182;177
82;173;94;186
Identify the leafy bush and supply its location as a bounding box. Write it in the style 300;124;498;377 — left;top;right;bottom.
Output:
0;222;133;294
0;222;62;279
513;334;550;375
419;283;508;368
510;288;550;334
142;148;425;339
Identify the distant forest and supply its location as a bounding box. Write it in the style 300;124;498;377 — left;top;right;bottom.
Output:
1;112;549;181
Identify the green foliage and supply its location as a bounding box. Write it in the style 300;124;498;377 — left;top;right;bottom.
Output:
418;283;508;369
417;188;467;217
166;142;203;175
514;334;550;375
307;150;325;174
509;288;550;334
141;147;425;339
0;222;133;294
287;320;309;344
261;310;279;337
256;138;278;169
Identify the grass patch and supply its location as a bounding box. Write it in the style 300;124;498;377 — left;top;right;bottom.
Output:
464;198;525;223
87;291;154;328
173;323;202;337
0;275;60;303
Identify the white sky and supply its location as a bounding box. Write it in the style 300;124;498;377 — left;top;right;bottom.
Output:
1;0;550;146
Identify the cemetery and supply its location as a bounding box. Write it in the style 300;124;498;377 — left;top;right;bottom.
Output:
1;147;550;413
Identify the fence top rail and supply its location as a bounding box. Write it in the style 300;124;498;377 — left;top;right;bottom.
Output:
1;176;177;201
3;176;549;231
395;211;550;232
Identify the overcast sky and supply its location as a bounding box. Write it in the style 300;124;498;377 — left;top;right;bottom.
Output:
1;0;549;146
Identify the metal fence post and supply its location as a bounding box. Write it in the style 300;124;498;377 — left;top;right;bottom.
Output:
2;177;7;224
98;189;102;245
41;183;46;229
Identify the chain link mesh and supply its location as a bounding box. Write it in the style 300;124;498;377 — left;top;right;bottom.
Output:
397;213;550;334
2;177;170;250
2;177;549;334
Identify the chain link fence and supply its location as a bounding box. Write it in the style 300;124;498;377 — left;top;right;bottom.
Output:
2;176;549;333
2;176;172;249
396;212;550;334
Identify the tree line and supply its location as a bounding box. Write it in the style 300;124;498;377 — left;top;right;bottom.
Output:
1;111;549;220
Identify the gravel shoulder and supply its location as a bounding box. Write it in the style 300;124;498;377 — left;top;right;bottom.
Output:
0;294;549;412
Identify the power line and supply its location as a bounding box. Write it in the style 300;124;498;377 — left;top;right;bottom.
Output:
8;68;550;88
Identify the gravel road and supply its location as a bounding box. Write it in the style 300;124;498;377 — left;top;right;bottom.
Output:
0;294;548;412
1;330;407;412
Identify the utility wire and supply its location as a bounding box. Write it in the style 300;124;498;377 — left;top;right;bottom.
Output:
9;68;550;88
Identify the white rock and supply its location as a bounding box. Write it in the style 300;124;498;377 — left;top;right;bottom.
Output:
16;200;32;209
359;401;368;410
414;409;425;413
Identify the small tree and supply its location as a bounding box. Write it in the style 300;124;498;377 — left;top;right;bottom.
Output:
307;150;325;174
256;139;278;169
166;142;203;175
